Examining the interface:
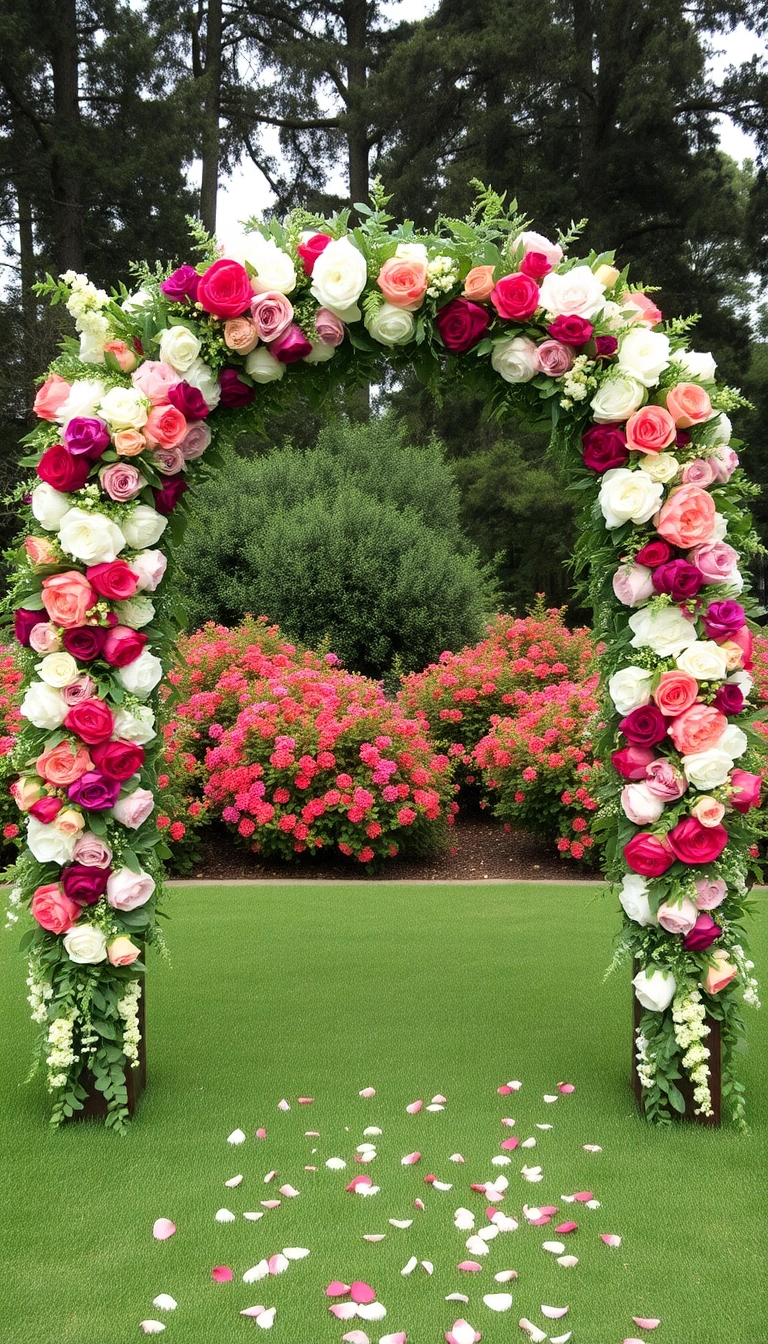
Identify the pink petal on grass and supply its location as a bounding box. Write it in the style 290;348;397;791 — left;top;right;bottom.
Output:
632;1319;661;1330
359;1088;376;1098
342;1333;370;1344
364;1235;386;1242
530;1217;550;1227
264;1170;277;1183
457;1260;483;1272
211;1266;233;1282
240;1307;265;1319
401;1152;421;1165
330;1303;359;1321
432;1094;447;1104
260;1200;281;1209
541;1306;569;1319
446;1320;481;1344
601;1234;622;1248
347;1175;373;1192
573;1192;594;1203
557;1083;575;1094
152;1218;176;1241
555;1223;578;1234
267;1254;289;1275
414;1198;426;1212
497;1085;513;1095
406;1100;423;1114
539;1206;559;1216
380;1333;407;1344
350;1282;376;1304
623;1340;646;1344
297;1097;314;1104
278;1184;300;1197
501;1137;519;1150
277;1099;290;1111
326;1281;352;1297
501;1118;516;1128
256;1127;267;1139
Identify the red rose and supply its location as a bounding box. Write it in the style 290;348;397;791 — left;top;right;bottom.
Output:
548;315;593;345
86;560;140;601
102;625;147;668
612;745;656;780
196;258;253;320
490;272;540;321
624;832;676;877
635;539;675;568
619;705;668;747
435;298;491;352
61;862;110;904
37;444;91;492
582;424;629;473
667;817;728;865
63;697;114;745
297;233;332;276
62;626;107;661
90;739;145;781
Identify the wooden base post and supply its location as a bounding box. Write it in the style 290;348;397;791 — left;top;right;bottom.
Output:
76;981;147;1121
631;965;721;1125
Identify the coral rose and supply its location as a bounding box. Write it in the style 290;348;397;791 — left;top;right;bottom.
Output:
625;405;677;454
31;884;80;934
36;741;93;786
34;374;72;421
462;265;496;301
668;704;727;755
41;572;97;628
655;484;717;548
702;949;738;995
665;382;713;427
377;257;428;310
143;404;187;449
652;671;699;718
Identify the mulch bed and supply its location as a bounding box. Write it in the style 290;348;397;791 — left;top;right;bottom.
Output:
175;811;603;882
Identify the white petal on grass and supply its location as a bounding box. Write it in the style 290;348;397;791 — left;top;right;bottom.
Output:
363;1126;382;1136
492;1174;509;1191
521;1166;544;1183
449;1320;478;1344
491;1155;512;1167
264;1170;277;1183
542;1241;566;1255
359;1087;376;1097
543;1095;559;1104
521;1138;537;1149
152;1296;177;1312
426;1104;444;1111
140;1322;165;1335
358;1184;380;1196
401;1256;418;1276
476;1224;499;1241
445;1294;469;1303
282;1247;310;1260
268;1254;289;1275
421;1261;434;1275
225;1174;243;1187
454;1209;475;1230
556;1256;579;1268
560;1195;576;1204
535;1124;553;1130
227;1128;246;1145
355;1301;387;1322
492;1214;519;1232
256;1307;276;1329
494;1270;518;1283
519;1320;547;1342
357;1144;377;1153
279;1184;300;1197
243;1261;270;1283
432;1094;447;1104
433;1180;453;1191
541;1306;569;1318
243;1212;264;1221
363;1234;386;1242
464;1236;490;1256
483;1293;513;1312
586;1199;601;1209
277;1099;290;1111
549;1334;573;1344
449;1153;465;1164
326;1158;347;1169
389;1219;413;1229
583;1144;603;1153
215;1208;236;1223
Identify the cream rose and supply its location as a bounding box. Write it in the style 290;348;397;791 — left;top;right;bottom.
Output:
32;483;72;531
598;468;663;528
675;349;717;382
117;648;163;698
247;237;298;295
183;358;221;410
619;874;658;927
20;681;68;730
56;378;106;426
99;385;149;431
616;328;671;388
121;505;167;549
538;264;605;319
676;642;729;681
719;724;748;760
245;347;286;383
628;606;698;658
608;666;653;715
36;651;79;688
63;924;108;964
27;815;77;865
310;237;368;321
158;324;202;373
58;509;126;564
491;336;538;384
303;339;337;364
639;452;679;483
590;376;646;423
682;748;733;790
395;241;429;262
365;302;415;346
701;413;732;448
111;705;156;744
632;966;676;1012
114;596;155;628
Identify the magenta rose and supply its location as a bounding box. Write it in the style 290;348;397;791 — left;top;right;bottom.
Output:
153;477;189;515
519;250;552;279
535;340;574;377
582;424;629;473
63;698;114;745
595;335;618;357
29;796;63;824
67;771;122;810
37;444;91;492
729;769;761;814
297;233;332;276
612;744;657;780
14;608;46;647
166;380;210;420
100;462;145;502
547;315;593;345
91;739;146;781
196;258;252;320
64;417;111;459
702;600;745;642
62;626;107;662
217;368;256;406
490;273;540;321
435;298;491;353
102;626;148;668
619;705;668;747
61;862;110;904
713;683;744;716
635;539;675;568
645;759;687;800
667;816;728;865
624;832;676;877
651;559;704;601
86;560;139;601
682;912;722;951
161;264;200;303
269;324;313;364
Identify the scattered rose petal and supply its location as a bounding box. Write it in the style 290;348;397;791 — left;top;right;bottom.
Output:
260;1200;281;1209
264;1170;277;1183
573;1192;593;1203
521;1138;537;1149
521;1166;543;1182
401;1151;421;1165
306;1130;321;1137
491;1214;518;1232
380;1334;407;1344
623;1340;646;1344
343;1333;370;1344
240;1306;265;1318
406;1100;423;1114
491;1156;512;1167
421;1260;434;1275
542;1242;565;1255
327;1158;347;1170
297;1097;313;1104
501;1118;515;1127
215;1208;236;1223
550;1335;573;1344
543;1095;559;1104
446;1318;481;1344
601;1234;622;1248
586;1199;601;1210
140;1322;165;1335
256;1307;276;1329
508;1081;522;1091
277;1100;290;1111
389;1219;413;1229
228;1128;246;1145
359;1184;380;1197
243;1212;264;1222
432;1094;447;1104
351;1282;377;1305
414;1198;426;1212
494;1270;518;1282
497;1085;513;1095
330;1303;360;1321
256;1127;267;1139
555;1223;578;1234
364;1235;386;1242
557;1083;575;1094
426;1104;445;1112
632;1319;661;1330
465;1236;490;1256
445;1294;469;1303
152;1296;177;1312
356;1302;387;1322
347;1175;373;1192
211;1266;233;1282
518;1319;546;1342
560;1195;575;1204
483;1293;513;1312
279;1184;300;1197
454;1209;475;1230
360;1088;376;1098
326;1281;352;1297
152;1219;176;1241
539;1206;558;1215
457;1261;483;1272
357;1143;377;1153
556;1256;578;1268
501;1137;520;1150
305;1165;317;1171
401;1256;418;1276
364;1126;383;1136
243;1262;269;1283
433;1180;453;1191
541;1306;569;1319
476;1226;499;1243
535;1124;553;1130
225;1174;243;1187
267;1254;289;1275
583;1144;602;1153
282;1247;310;1260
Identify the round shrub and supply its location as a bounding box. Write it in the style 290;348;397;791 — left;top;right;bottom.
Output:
0;650;23;859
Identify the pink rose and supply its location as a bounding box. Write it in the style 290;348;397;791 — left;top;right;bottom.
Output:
250;291;294;342
377;257;429;311
707;444;739;483
625;405;677;455
652;671;699;718
515;230;563;267
612;562;654;607
693;876;727;910
130;550;167;592
179;422;211;460
144;404;187;449
104;339;138;373
689;542;740;585
680;459;716;487
314;308;345;347
99;462;145;501
612;744;657;780
31;883;80;934
655;485;718;548
72;832;113;867
132;361;179;405
34;374;72;421
102;626;147;668
152;444;186;474
197;258;252;320
111;787;155;829
490;272;540;321
703;949;738;995
41;572;97;629
62;674;97;706
624;292;662;326
665;382;713;427
691;796;726;827
621;782;665;825
106;865;155;910
107;935;141;966
729;769;761;814
29;623;63;654
657;897;698;935
667;816;729;864
535;340;574;377
668;704;727;756
624;831;675;876
645;758;687;800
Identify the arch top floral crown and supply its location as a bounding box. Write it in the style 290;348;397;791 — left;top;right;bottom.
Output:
6;183;762;1129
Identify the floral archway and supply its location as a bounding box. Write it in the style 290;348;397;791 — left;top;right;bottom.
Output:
7;186;762;1131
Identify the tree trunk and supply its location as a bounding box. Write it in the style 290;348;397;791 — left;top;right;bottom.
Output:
571;0;599;230
343;0;369;208
200;0;223;234
16;175;38;398
49;0;83;272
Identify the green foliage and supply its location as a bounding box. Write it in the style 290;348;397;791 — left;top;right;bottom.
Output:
179;417;494;678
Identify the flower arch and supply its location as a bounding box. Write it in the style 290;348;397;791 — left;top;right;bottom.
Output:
7;186;763;1129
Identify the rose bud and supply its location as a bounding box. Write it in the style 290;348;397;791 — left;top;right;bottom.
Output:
612;744;657;780
29;795;63;824
682;912;721;951
102;626;148;668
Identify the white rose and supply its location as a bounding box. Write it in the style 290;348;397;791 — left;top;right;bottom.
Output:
675;349;717;382
20;681;68;730
245;347;285;384
99;385;149;431
130;549;167;592
395;241;429;262
36;651;79;688
727;669;753;698
628;606;698;658
601;300;624;332
700;413;731;448
616;328;671;388
56;378;106;426
159;324;202;373
117;648;163;698
639;452;679;483
512;230;563;268
121;288;153;313
183;358;221;409
598;468;663;528
121;505;167;549
491;336;538;384
608;666;653;715
365;302;414;346
619;874;658;928
590;376;646;423
682;748;733;790
676;641;729;681
112;704;157;744
247;237;297;295
32;483;71;531
310;237;368;321
719;724;748;760
707;513;728;544
27;815;77;865
63;925;108;964
58;508;126;564
538;264;605;319
632;966;676;1012
79;328;107;364
114;596;155;628
303;339;337;364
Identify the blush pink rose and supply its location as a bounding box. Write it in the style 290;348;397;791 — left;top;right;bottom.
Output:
250;291;294;341
99;462;145;501
179;422;211;460
625;405;677;454
665;382;713;427
680;459;716;487
462;265;496;301
707;444;739;483
130;550;167;592
655;484;718;548
11;777;42;810
691;796;726;827
624;292;663;326
689;542;740;585
693;876;727;910
132;361;179;405
377;257;429;310
652;670;699;718
152;444;186;474
72;832;113;867
106;866;155;910
143;404;187;449
41;572;97;629
612;562;654;607
104;338;137;372
645;758;687;800
34;374;72;421
61;674;97;706
29;623;63;654
314;308;345;346
657;897;698;935
621;782;665;825
31;883;80;934
111;787;155;829
535;340;574;377
668;704;727;755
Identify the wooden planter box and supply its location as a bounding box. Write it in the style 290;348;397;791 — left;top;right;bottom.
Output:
631;965;721;1126
76;982;147;1121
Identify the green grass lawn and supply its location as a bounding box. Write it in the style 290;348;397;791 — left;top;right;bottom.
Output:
1;881;766;1344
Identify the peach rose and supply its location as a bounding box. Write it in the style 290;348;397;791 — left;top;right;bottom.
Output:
377;257;428;311
114;429;147;457
41;571;98;628
34;374;72;422
143;404;187;449
104;339;138;373
702;949;738;995
24;536;58;567
11;776;42;810
668;703;728;755
36;740;93;786
655;484;717;548
223;318;259;353
53;807;86;837
691;796;726;827
107;935;141;966
665;382;713;427
719;639;746;671
624;292;662;326
652;670;699;718
462;265;496;302
625;405;676;455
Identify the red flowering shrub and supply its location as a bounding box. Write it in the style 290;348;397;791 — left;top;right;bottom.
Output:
0;650;24;860
398;598;594;789
473;679;602;863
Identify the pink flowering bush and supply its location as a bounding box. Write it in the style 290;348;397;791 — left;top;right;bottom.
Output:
473;679;602;863
0;650;23;859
